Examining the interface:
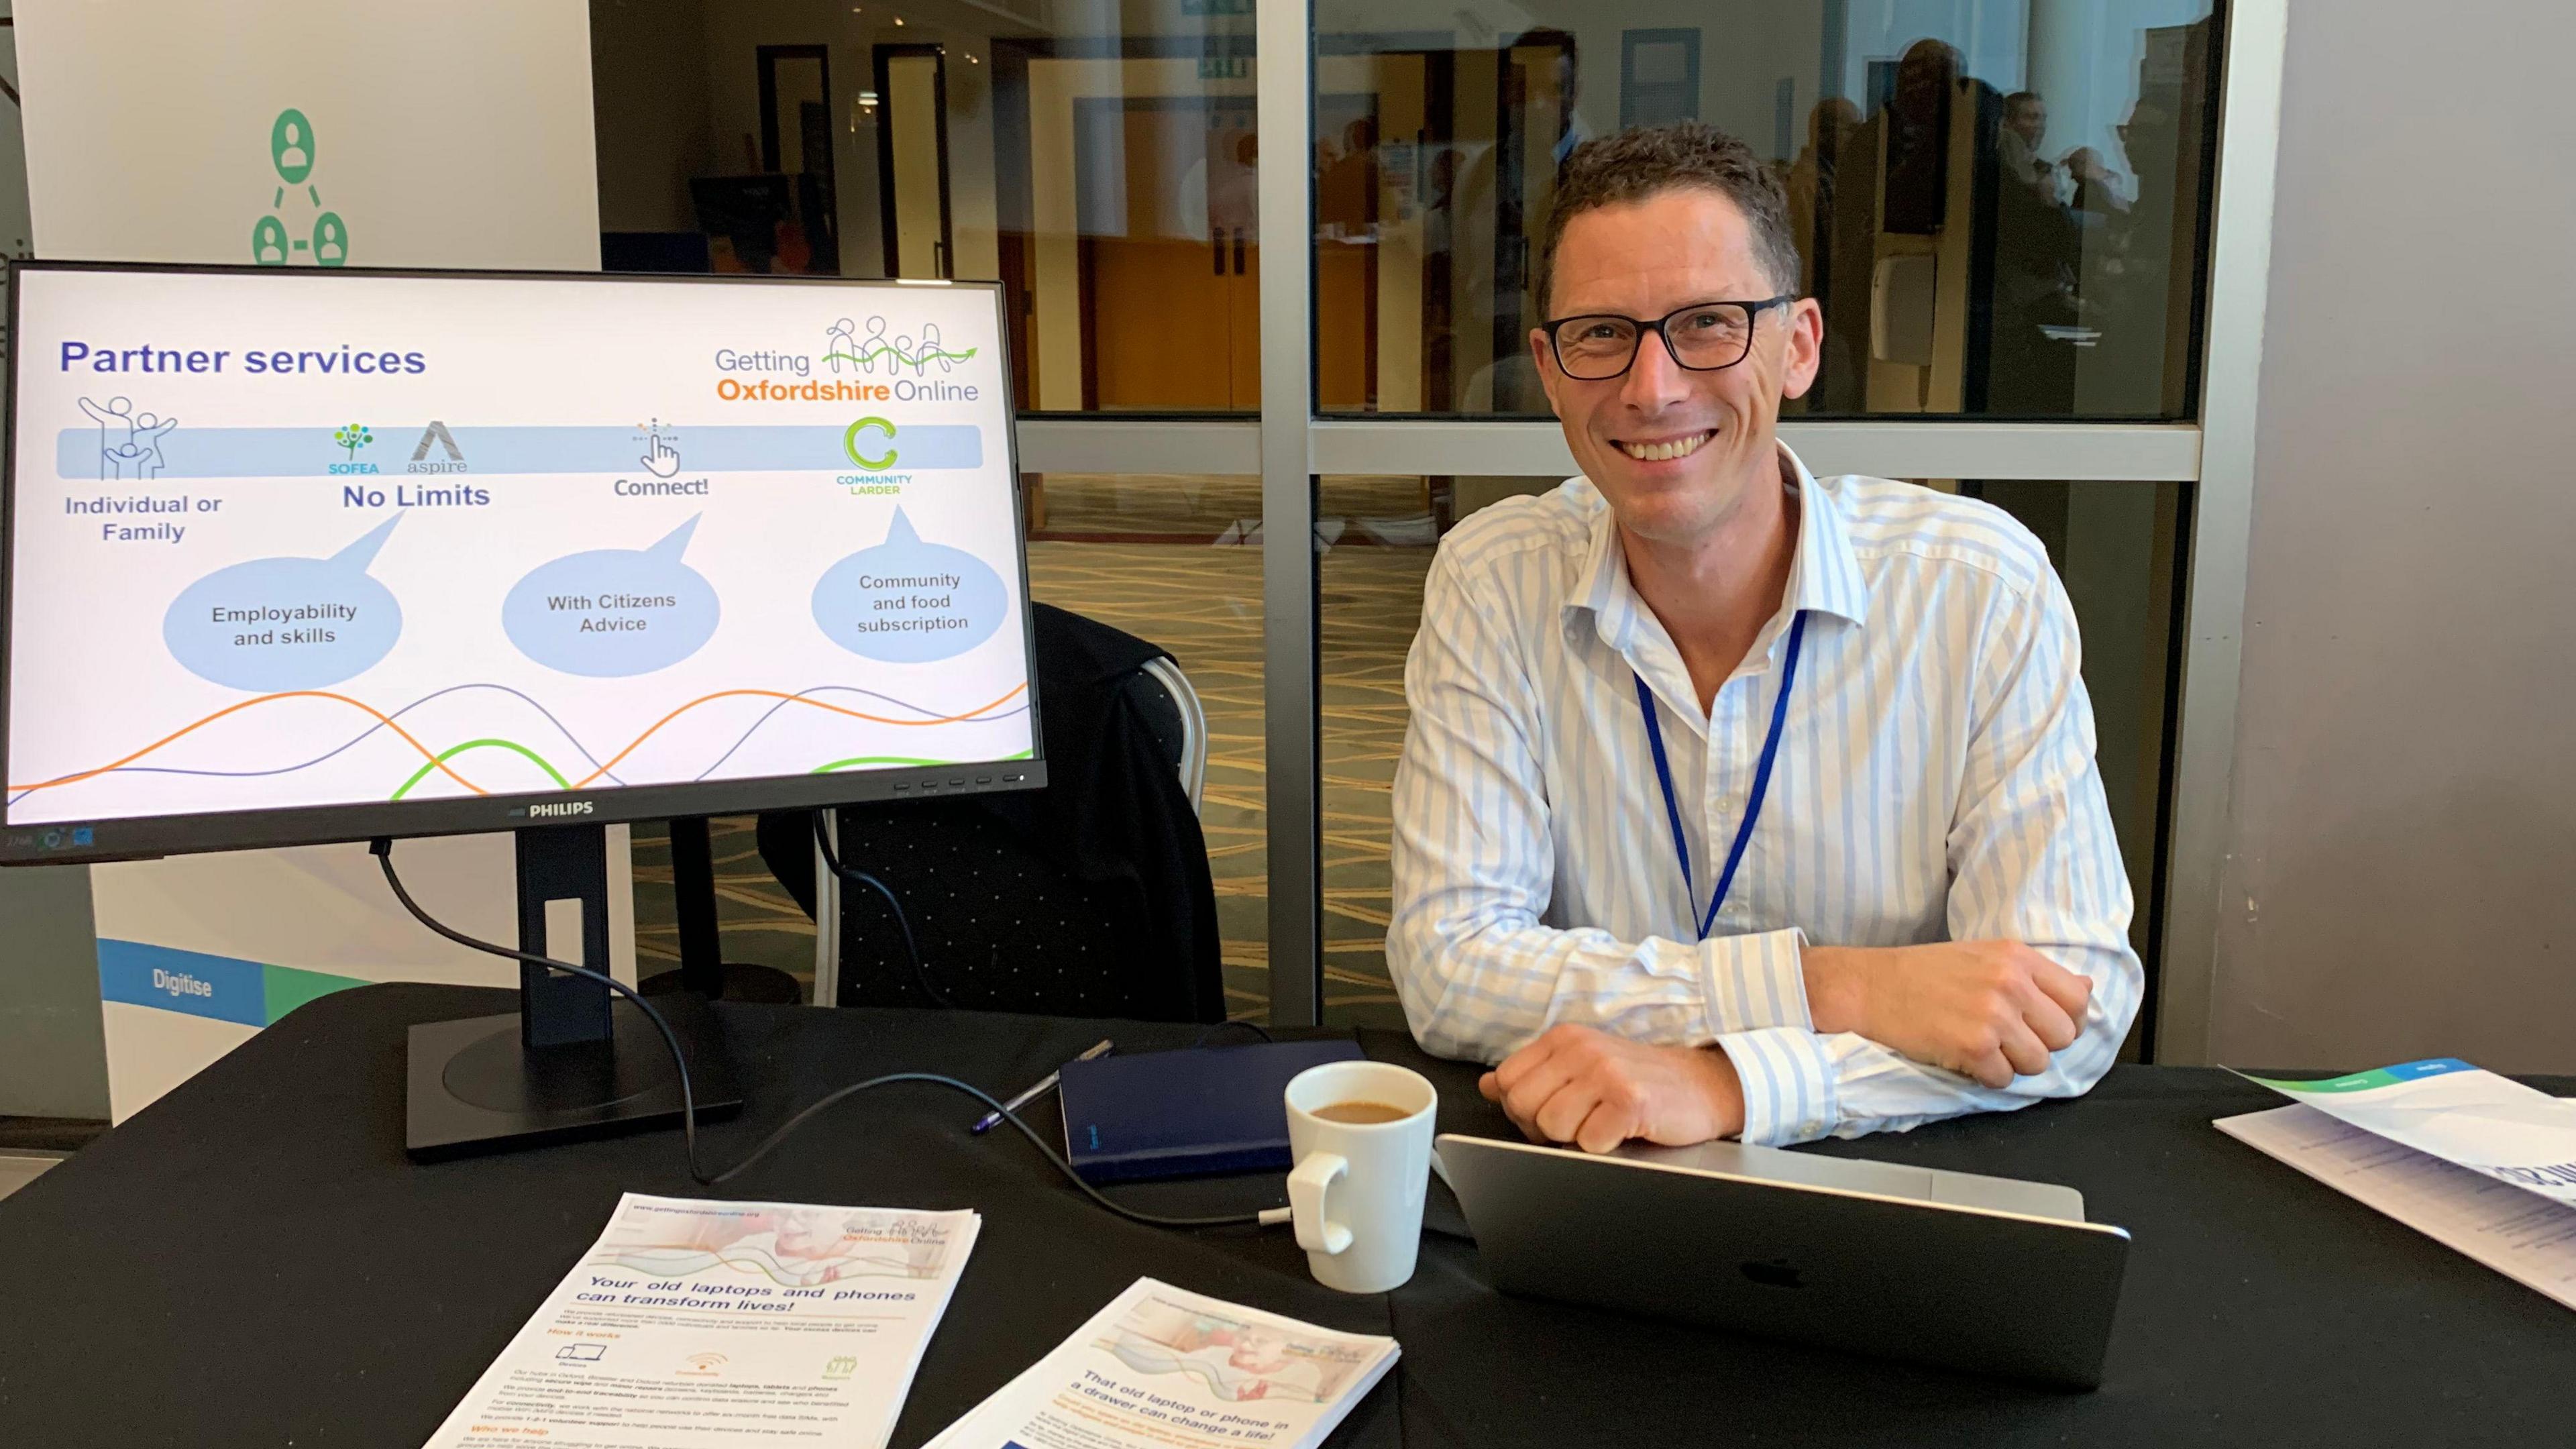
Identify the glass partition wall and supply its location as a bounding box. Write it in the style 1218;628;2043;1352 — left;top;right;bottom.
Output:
588;0;2256;1057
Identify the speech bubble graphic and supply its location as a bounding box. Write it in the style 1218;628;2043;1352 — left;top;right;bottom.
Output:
503;517;722;677
162;515;407;690
811;508;1006;663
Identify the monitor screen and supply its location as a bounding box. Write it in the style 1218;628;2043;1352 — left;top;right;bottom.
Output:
1;263;1041;864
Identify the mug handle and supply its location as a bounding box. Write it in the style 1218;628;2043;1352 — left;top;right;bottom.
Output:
1287;1151;1353;1255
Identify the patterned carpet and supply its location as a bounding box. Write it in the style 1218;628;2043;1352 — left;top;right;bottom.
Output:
631;474;1431;1031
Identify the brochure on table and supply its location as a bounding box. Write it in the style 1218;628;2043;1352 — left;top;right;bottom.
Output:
423;1193;980;1449
2237;1059;2576;1205
926;1277;1398;1449
2217;1058;2576;1311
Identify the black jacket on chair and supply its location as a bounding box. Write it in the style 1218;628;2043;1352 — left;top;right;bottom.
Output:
758;604;1224;1022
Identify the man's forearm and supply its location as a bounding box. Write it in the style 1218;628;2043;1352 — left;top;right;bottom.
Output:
1390;913;1807;1063
1799;939;2114;1088
1798;945;1875;1037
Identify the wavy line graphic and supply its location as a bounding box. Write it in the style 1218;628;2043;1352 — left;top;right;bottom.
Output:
4;684;1037;808
9;682;1028;799
823;341;977;370
15;682;637;796
390;739;571;800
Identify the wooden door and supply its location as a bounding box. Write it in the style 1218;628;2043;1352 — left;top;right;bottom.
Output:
1083;98;1259;409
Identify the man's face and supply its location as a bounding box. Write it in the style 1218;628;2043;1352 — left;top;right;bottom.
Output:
1532;187;1821;545
2010;101;2047;146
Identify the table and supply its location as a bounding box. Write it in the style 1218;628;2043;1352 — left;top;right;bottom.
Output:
2;984;2570;1446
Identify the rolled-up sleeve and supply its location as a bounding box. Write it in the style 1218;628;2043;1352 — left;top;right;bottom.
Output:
1387;554;1813;1065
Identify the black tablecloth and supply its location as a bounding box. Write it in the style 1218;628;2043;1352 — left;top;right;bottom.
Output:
3;984;2571;1446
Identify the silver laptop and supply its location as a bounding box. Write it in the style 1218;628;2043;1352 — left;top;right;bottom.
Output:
1435;1133;2132;1388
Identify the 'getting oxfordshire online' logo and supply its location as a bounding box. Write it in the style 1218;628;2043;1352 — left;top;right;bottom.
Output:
710;314;983;406
821;316;975;376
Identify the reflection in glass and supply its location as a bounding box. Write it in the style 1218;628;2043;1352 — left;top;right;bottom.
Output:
589;5;1273;1010
1311;1;2218;419
1318;475;1439;1030
1022;474;1270;1018
589;0;1258;413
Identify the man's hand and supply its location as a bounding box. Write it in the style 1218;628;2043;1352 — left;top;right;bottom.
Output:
1803;941;2093;1089
1479;1024;1745;1154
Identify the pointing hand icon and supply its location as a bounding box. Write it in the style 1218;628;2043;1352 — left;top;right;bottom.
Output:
641;433;682;478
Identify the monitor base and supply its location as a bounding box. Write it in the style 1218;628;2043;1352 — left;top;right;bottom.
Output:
641;963;804;1004
405;994;742;1161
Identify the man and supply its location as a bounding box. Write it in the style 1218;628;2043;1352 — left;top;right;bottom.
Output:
2000;91;2060;202
1387;121;2140;1152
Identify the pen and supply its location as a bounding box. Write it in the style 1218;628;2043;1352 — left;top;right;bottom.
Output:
972;1038;1114;1134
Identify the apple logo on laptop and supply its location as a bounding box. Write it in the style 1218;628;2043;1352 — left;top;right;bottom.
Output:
1740;1257;1804;1289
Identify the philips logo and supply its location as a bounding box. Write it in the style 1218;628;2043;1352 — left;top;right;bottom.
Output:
527;801;596;818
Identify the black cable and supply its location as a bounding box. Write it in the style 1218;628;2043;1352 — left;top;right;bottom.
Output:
371;837;708;1176
704;1071;1267;1226
1195;1019;1276;1047
372;837;1266;1228
810;809;949;1008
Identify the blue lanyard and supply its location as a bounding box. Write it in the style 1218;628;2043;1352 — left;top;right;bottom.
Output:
1633;609;1809;942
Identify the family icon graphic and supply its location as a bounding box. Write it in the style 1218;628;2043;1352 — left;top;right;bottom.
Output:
78;396;178;480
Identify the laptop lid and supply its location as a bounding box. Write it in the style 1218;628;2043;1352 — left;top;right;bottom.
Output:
1438;1134;2132;1389
1611;1137;2090;1221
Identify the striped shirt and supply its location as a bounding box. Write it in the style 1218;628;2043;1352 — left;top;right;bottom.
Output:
1388;446;2142;1146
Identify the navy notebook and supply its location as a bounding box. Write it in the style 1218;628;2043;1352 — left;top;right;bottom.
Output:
1058;1038;1367;1183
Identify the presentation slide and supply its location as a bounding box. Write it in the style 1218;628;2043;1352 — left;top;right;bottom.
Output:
4;268;1035;828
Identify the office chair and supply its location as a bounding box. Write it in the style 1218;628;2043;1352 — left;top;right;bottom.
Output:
730;605;1224;1021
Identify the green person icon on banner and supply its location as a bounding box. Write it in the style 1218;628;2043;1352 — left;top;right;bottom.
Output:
313;213;349;267
252;215;289;266
254;106;346;266
271;109;315;184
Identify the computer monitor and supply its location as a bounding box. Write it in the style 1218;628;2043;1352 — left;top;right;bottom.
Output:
1;260;1044;1154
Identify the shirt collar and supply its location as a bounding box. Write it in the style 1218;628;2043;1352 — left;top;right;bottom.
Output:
1780;444;1871;629
1564;441;1872;655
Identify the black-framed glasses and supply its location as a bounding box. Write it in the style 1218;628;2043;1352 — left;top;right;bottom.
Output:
1542;296;1795;380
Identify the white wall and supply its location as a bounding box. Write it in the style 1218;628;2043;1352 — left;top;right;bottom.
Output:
2210;1;2576;1071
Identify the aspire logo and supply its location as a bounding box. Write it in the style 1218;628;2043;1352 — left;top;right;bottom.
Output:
409;420;466;474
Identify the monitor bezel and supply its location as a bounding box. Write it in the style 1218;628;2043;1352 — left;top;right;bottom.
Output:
0;258;1049;865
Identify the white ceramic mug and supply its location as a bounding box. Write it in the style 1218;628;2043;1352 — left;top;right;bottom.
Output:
1283;1060;1438;1293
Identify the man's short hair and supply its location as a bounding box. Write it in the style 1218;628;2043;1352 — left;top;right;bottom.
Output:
2005;90;2044;117
1536;121;1801;317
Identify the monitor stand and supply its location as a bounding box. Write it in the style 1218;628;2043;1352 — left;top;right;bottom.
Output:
405;822;744;1161
637;816;803;1004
